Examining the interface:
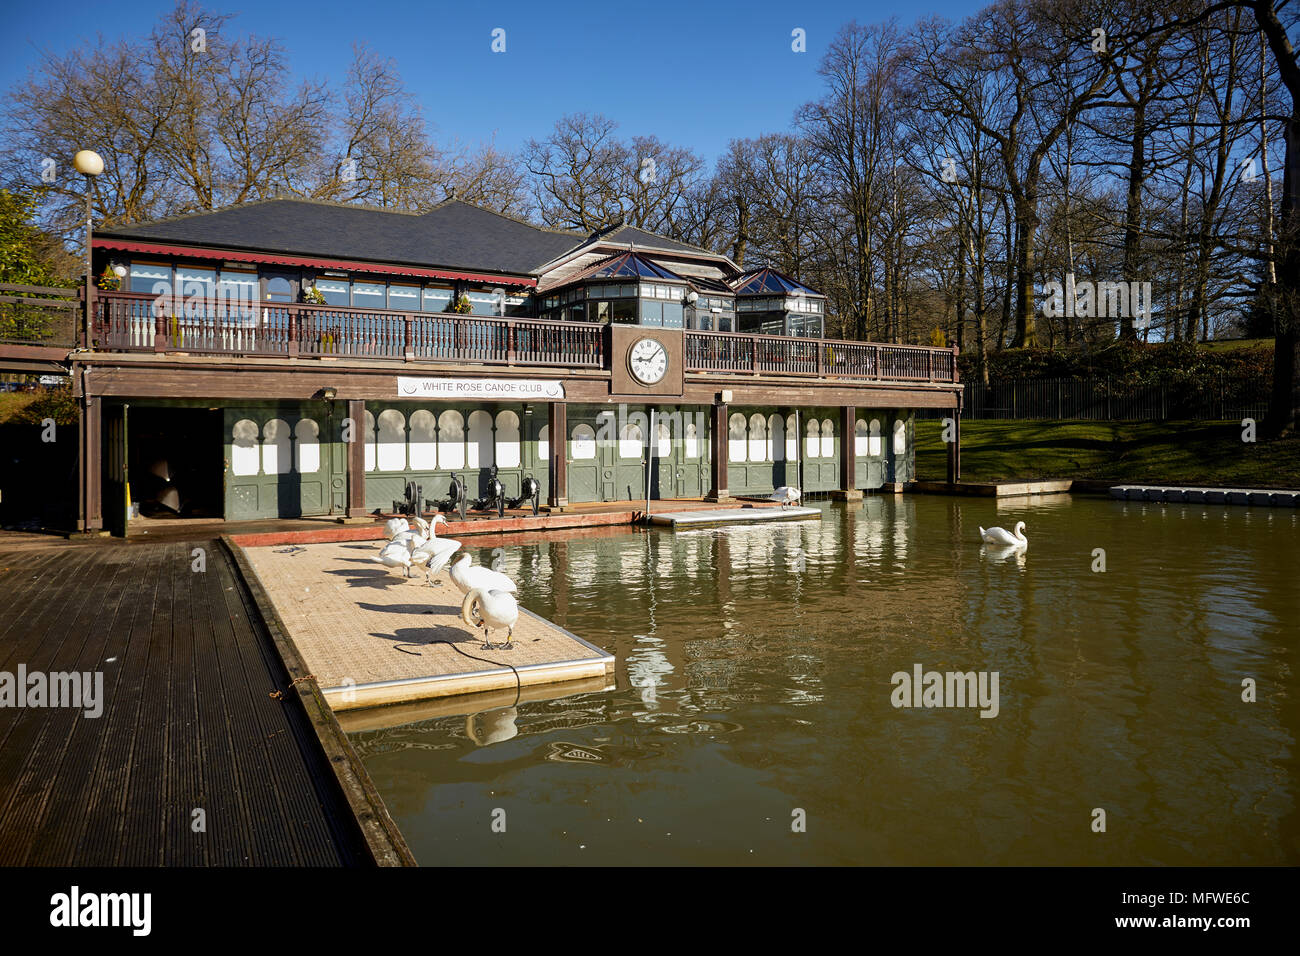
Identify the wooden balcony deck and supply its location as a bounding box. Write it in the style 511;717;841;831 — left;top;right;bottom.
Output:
77;291;959;385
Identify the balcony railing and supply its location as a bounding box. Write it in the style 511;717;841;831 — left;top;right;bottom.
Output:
683;330;957;383
93;292;605;368
82;291;959;385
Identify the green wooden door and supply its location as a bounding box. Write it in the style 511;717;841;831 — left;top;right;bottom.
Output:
855;415;885;490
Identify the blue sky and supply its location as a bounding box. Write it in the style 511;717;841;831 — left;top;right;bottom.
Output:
1;0;984;166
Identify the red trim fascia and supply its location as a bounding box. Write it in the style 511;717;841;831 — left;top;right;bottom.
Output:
92;237;537;288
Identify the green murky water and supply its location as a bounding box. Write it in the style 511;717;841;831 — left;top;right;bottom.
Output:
349;496;1299;865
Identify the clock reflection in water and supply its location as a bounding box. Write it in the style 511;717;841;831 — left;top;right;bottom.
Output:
629;337;668;385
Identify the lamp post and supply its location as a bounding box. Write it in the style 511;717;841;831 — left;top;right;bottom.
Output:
73;150;104;349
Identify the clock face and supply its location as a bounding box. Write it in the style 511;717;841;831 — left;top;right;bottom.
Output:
628;337;668;385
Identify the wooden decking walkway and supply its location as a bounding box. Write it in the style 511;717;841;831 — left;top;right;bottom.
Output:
0;537;383;866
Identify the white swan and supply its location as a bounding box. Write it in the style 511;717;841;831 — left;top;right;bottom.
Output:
770;486;801;508
411;515;430;538
979;521;1028;549
447;553;518;596
374;539;414;576
411;516;461;581
383;517;409;539
461;587;520;650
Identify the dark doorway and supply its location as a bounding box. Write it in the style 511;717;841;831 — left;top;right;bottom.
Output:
129;407;223;518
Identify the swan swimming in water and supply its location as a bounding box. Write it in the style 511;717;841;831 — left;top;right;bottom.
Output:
979;521;1028;549
447;553;518;596
461;586;519;650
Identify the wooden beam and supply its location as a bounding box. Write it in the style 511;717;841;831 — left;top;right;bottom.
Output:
840;405;856;492
705;402;728;501
548;402;567;507
346;399;366;518
79;395;102;532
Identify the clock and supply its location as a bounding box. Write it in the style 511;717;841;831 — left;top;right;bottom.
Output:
628;337;668;385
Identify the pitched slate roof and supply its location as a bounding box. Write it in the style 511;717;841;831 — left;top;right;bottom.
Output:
97;199;586;277
595;224;719;257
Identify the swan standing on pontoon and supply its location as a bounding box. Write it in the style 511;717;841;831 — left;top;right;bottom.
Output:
410;515;462;582
461;587;519;650
447;553;518;596
979;521;1028;549
374;539;415;576
770;486;801;508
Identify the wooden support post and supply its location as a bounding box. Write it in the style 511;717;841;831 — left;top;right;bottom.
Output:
548;401;568;508
947;408;962;484
79;392;103;532
833;405;862;500
705;401;729;501
345;398;367;518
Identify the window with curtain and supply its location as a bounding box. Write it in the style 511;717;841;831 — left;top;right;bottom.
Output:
820;418;834;458
295;419;321;473
571;424;596;459
231;419;259;476
262;418;292;475
805;419;820;458
728;413;747;463
377;410;407;471
619;423;644;459
438;410;465;469
467;410;494;468
495;411;521;467
409;410;437;469
748;413;767;462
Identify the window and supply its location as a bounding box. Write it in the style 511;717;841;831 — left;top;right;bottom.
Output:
768;414;783;462
496;411;521;467
422;287;453;312
264;274;295;303
662;302;684;329
805;419;820;459
467;291;503;316
295;419;321;473
130;261;170;295
176;265;215;315
377;409;407;472
820;418;834;458
869;419;882;456
538;424;550;464
231;419;259;476
468;410;494;468
748;413;767;462
262;418;292;475
728;413;747;463
571;423;596;459
217;269;257;318
785;414;798;461
409;410;437;469
388;283;420;312
351;281;385;311
855;419;870;457
438;410;465;469
685;422;700;459
893;420;907;455
612;299;637;323
315;278;350;307
656;422;671;458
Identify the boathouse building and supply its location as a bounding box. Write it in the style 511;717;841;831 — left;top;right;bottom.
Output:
57;198;962;533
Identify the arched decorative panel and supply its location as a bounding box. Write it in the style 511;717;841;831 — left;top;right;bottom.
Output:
820;418;835;458
657;422;671;458
363;409;376;472
571;423;596;459
869;418;882;456
538;424;550;464
619;422;644;459
262;418;291;475
893;419;907;454
805;418;820;459
495;411;521;467
855;418;870;457
467;410;494;468
408;409;437;470
231;419;259;476
684;421;700;459
438;410;465;469
728;413;747;463
295;419;321;473
786;413;798;461
748;413;767;462
376;409;407;472
768;414;783;462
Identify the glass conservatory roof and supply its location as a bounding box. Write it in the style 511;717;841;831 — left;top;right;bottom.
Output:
729;267;821;297
572;251;686;283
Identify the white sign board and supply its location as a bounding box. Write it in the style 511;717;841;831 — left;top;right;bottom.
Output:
397;377;565;400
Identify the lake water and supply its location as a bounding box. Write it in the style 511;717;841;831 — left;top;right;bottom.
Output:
350;495;1300;865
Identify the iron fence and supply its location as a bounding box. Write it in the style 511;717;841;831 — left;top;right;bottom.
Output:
916;374;1269;421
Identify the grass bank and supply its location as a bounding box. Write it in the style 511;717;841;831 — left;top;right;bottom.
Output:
915;419;1300;488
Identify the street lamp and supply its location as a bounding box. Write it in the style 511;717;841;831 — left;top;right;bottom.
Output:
73;149;104;349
